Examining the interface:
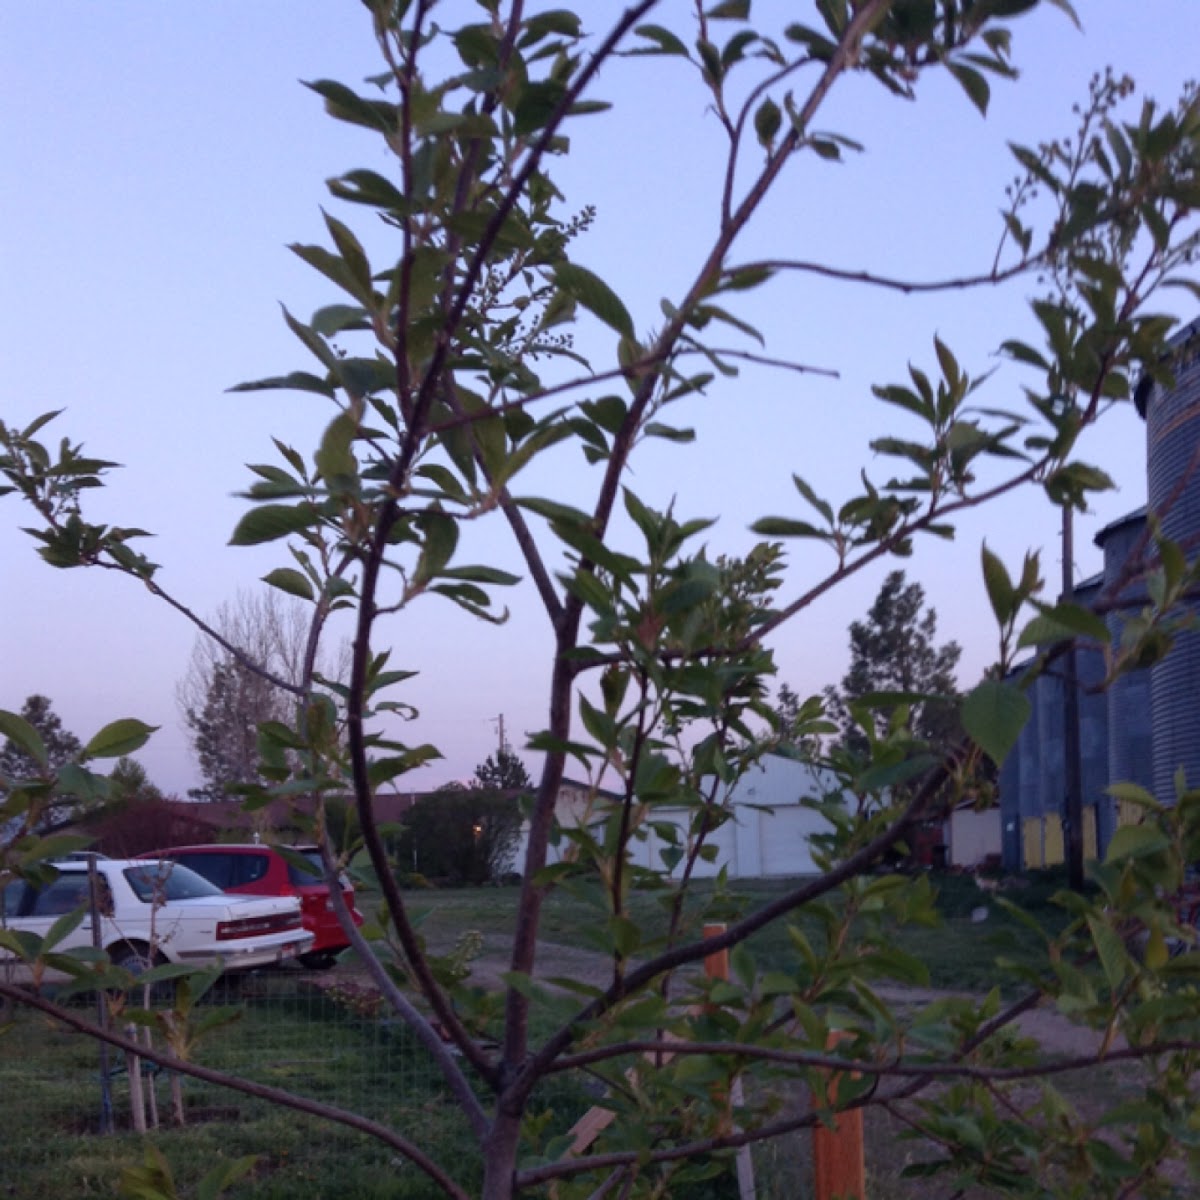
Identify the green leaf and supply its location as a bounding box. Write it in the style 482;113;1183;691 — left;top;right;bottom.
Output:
229;503;323;547
0;710;47;769
961;679;1031;767
43;905;87;952
262;568;314;601
303;79;396;133
228;371;335;398
1105;824;1170;863
310;304;370;337
16;833;91;864
326;168;408;211
608;915;641;957
633;24;690;56
55;763;106;801
1087;916;1128;992
413;512;459;584
1018;603;1110;649
553;263;634;338
315;410;358;483
947;61;991;116
322;210;373;297
1105;781;1160;810
83;719;158;760
643;423;695;443
513;79;568;136
754;98;782;147
706;0;750;17
730;941;755;989
980;544;1015;624
368;748;442;788
751;517;827;539
438;564;521;587
197;1156;259;1200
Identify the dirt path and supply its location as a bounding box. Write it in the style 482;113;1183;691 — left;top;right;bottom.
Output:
426;935;1123;1059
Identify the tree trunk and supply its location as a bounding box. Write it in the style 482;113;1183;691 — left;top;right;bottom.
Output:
481;1110;522;1200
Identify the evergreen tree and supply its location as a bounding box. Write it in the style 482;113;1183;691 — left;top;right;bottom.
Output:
472;749;533;794
827;571;962;757
0;694;85;831
107;756;164;805
0;694;82;782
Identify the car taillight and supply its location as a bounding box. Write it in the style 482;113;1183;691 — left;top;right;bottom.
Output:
216;912;302;940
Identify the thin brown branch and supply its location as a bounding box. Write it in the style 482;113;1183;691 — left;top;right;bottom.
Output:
724;57;824;230
422;347;837;441
726;255;1036;294
548;1034;1200;1082
140;576;304;696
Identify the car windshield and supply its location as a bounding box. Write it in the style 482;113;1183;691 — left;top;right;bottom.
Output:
123;862;224;903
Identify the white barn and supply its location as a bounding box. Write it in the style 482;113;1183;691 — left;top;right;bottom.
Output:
509;755;838;880
624;754;838;879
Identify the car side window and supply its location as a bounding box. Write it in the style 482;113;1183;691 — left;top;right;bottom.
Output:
29;875;91;917
1;879;28;920
176;853;231;889
230;854;269;888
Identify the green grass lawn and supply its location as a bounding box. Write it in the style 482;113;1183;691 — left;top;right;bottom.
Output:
401;867;1075;994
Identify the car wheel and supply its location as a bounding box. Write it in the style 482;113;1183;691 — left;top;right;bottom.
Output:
111;944;169;1003
298;951;338;971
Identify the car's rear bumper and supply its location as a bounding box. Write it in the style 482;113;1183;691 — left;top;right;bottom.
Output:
175;931;314;972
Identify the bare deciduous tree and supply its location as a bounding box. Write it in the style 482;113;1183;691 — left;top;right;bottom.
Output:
177;589;347;800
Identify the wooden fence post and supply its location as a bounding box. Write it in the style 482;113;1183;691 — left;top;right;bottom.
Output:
811;1031;865;1200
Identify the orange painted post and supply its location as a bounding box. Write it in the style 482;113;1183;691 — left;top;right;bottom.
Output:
702;922;731;986
812;1031;865;1200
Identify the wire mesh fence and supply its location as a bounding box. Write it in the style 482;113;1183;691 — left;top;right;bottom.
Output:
2;960;825;1199
2;957;475;1199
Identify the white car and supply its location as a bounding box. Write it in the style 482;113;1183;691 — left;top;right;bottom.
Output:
0;857;312;983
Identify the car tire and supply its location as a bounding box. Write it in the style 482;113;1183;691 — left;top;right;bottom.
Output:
111;944;169;1003
298;951;338;971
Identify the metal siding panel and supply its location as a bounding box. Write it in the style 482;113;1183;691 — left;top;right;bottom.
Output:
1145;330;1200;802
758;807;820;877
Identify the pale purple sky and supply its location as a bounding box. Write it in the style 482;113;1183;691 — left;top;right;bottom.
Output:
2;2;1197;797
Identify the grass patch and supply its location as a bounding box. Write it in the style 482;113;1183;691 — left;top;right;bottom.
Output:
402;868;1073;994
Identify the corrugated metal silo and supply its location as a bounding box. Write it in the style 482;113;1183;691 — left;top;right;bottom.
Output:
1074;577;1113;853
1139;318;1200;801
1095;511;1154;807
1035;668;1065;829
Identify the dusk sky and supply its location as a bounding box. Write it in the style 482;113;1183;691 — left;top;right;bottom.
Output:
2;2;1197;798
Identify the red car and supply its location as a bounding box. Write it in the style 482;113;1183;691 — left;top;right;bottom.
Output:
145;844;364;970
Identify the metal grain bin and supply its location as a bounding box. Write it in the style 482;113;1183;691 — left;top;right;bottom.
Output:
1139;318;1200;802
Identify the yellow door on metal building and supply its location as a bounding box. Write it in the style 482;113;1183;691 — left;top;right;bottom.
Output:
1043;814;1065;867
1023;818;1043;869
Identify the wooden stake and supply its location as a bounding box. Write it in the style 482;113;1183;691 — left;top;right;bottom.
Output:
812;1032;865;1200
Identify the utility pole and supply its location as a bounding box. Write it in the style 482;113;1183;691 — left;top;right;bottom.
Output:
492;713;508;757
1062;505;1085;890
